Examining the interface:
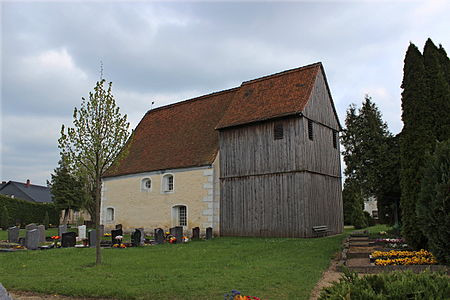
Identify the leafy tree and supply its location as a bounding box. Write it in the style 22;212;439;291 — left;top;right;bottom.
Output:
416;140;450;265
50;160;85;224
341;96;392;227
59;79;130;265
399;43;431;249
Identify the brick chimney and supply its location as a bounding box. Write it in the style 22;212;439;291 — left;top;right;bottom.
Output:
25;179;31;187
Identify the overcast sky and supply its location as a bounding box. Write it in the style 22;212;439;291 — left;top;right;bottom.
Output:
1;0;449;186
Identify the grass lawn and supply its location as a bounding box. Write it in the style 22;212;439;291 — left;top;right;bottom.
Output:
0;230;354;300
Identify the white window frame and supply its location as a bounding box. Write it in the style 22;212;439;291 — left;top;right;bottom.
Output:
141;177;152;192
161;173;174;193
172;205;187;227
105;207;115;223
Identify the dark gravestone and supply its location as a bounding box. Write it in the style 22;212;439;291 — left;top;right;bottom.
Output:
131;229;142;247
37;225;46;243
115;224;123;231
25;223;37;231
7;226;19;243
154;228;164;244
88;230;96;248
58;224;67;237
192;227;200;240
206;227;213;240
170;226;183;244
138;228;145;245
111;229;123;243
61;232;76;247
25;229;39;250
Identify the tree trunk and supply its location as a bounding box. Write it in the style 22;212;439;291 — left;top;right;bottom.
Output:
95;177;102;265
63;208;70;225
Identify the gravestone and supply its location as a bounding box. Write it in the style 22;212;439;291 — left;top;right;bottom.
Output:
88;230;96;247
111;229;122;243
7;226;19;243
25;229;39;250
25;223;37;231
136;228;145;245
154;228;164;244
192;227;200;240
0;283;13;300
115;224;123;230
206;227;213;240
78;225;87;239
131;229;142;247
61;232;76;247
170;226;183;244
58;224;67;237
37;225;46;243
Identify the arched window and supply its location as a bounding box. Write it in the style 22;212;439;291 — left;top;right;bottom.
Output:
162;174;174;192
106;207;114;222
172;205;187;226
141;178;152;191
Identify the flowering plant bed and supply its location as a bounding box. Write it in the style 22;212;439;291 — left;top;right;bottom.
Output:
224;289;260;300
371;249;437;266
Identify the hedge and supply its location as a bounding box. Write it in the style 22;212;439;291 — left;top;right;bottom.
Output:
0;194;59;229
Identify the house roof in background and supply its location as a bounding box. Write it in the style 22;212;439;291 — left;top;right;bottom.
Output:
216;62;320;129
0;181;53;203
104;87;237;178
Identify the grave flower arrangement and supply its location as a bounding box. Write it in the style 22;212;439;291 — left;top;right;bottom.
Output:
224;290;260;300
371;249;437;266
51;235;61;247
112;243;127;248
104;233;111;237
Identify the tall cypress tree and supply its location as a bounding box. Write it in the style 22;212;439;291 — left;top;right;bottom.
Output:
400;43;430;249
423;39;450;142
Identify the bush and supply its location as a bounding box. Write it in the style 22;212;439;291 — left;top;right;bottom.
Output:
0;194;59;227
319;269;450;299
43;211;50;229
364;211;376;227
417;139;450;265
1;205;11;229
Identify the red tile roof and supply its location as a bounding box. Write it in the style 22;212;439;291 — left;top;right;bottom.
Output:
216;63;320;129
104;88;237;178
105;62;328;178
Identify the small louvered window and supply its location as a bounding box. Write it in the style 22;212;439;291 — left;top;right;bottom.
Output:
274;123;284;140
332;130;338;149
308;119;314;140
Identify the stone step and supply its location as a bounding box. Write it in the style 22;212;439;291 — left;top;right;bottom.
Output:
346;257;371;267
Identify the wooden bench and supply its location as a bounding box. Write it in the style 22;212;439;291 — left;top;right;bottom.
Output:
312;225;329;237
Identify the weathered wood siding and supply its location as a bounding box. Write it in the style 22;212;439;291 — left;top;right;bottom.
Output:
220;173;342;237
303;68;340;130
219;68;343;237
220;117;340;178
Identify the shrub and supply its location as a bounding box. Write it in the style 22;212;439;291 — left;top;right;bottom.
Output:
1;205;11;229
319;269;450;299
364;211;376;227
0;194;59;227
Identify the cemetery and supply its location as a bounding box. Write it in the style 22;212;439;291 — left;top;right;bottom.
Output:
0;223;214;252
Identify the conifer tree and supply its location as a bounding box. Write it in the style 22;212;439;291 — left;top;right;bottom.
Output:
423;39;450;142
417;140;450;264
341;96;392;226
400;43;430;249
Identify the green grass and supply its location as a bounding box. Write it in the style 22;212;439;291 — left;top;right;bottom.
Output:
0;232;351;300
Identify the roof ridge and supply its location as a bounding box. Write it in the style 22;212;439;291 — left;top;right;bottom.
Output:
241;62;322;85
145;86;239;116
